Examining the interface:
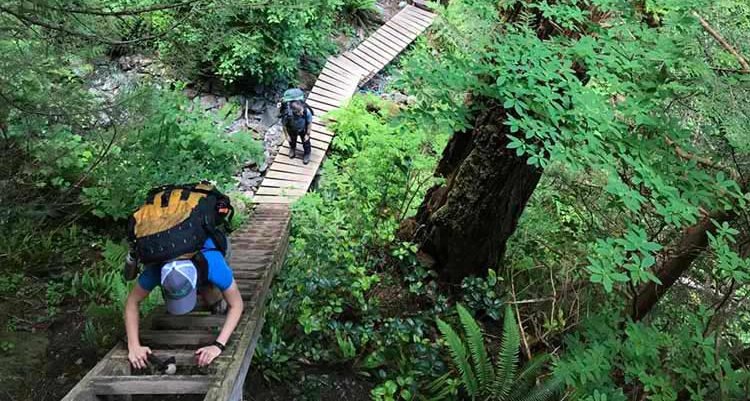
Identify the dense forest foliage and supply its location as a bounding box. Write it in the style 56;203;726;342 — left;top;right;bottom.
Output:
2;0;750;400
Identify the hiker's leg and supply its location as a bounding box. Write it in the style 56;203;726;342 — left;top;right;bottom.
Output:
302;136;311;157
288;130;298;158
302;136;311;164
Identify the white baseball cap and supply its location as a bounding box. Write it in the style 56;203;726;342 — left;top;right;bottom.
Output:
161;260;198;315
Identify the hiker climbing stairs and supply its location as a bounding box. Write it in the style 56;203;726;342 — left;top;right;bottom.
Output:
62;4;435;400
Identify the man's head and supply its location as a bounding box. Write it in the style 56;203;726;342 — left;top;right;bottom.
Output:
290;100;304;116
161;260;198;315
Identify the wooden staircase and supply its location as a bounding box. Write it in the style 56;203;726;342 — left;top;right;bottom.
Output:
61;4;435;400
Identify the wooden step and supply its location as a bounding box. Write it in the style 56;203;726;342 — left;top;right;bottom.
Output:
152;314;226;330
140;330;218;346
91;375;216;395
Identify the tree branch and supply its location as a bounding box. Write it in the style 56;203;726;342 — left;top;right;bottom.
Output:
693;11;750;73
33;0;200;17
632;209;732;321
0;4;196;45
665;136;739;181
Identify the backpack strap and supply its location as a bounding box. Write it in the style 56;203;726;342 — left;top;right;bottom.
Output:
303;104;314;133
160;188;174;207
203;216;228;255
191;252;210;287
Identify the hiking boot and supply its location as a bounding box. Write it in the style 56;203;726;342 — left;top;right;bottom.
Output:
303;152;310;165
288;147;295;159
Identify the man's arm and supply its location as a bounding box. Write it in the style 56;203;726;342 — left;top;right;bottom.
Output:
195;281;244;367
124;283;151;368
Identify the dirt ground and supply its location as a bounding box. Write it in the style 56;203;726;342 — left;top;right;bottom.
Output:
244;366;374;401
0;285;97;401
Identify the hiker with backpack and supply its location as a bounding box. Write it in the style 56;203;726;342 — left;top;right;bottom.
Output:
122;182;243;369
280;88;314;165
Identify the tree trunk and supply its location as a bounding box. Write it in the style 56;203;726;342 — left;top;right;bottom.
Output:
632;209;732;321
406;107;543;283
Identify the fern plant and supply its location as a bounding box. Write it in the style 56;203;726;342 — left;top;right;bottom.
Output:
342;0;383;29
431;304;564;401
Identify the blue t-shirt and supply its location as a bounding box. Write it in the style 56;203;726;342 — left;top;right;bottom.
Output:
137;238;234;292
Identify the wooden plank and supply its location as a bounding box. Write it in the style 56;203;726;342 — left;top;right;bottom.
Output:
140;330;217;346
256;186;308;196
403;6;435;23
371;27;411;49
328;56;368;77
273;154;321;169
265;170;312;182
339;53;376;75
91;375;214;395
330;54;370;76
278;146;326;163
310;84;350;101
152;314;226;330
310;133;333;146
360;40;400;63
307;99;338;113
315;76;353;94
399;8;434;26
318;68;358;88
385;16;423;35
206;213;289;400
376;21;415;41
386;18;422;36
351;47;387;68
356;41;396;63
313;81;354;100
405;5;436;22
368;33;406;54
363;42;402;64
231;261;274;272
375;25;413;46
345;51;381;72
307;92;343;108
233;270;266;280
266;162;316;175
110;349;230;366
310;130;333;143
320;62;360;83
259;178;309;190
252;195;297;204
308;136;330;151
311;121;334;134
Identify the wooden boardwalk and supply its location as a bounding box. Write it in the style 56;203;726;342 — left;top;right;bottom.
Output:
62;4;434;400
254;4;435;204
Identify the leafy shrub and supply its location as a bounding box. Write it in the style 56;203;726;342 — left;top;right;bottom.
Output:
257;95;447;392
79;87;263;219
555;312;750;401
133;1;346;83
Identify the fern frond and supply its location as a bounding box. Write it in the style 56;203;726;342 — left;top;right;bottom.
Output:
437;317;478;397
492;305;520;401
424;372;459;401
456;303;494;396
519;375;565;401
507;354;551;401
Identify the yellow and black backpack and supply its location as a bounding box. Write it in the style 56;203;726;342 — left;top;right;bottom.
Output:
127;182;233;266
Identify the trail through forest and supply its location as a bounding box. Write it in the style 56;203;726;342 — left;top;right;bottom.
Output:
2;0;750;400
